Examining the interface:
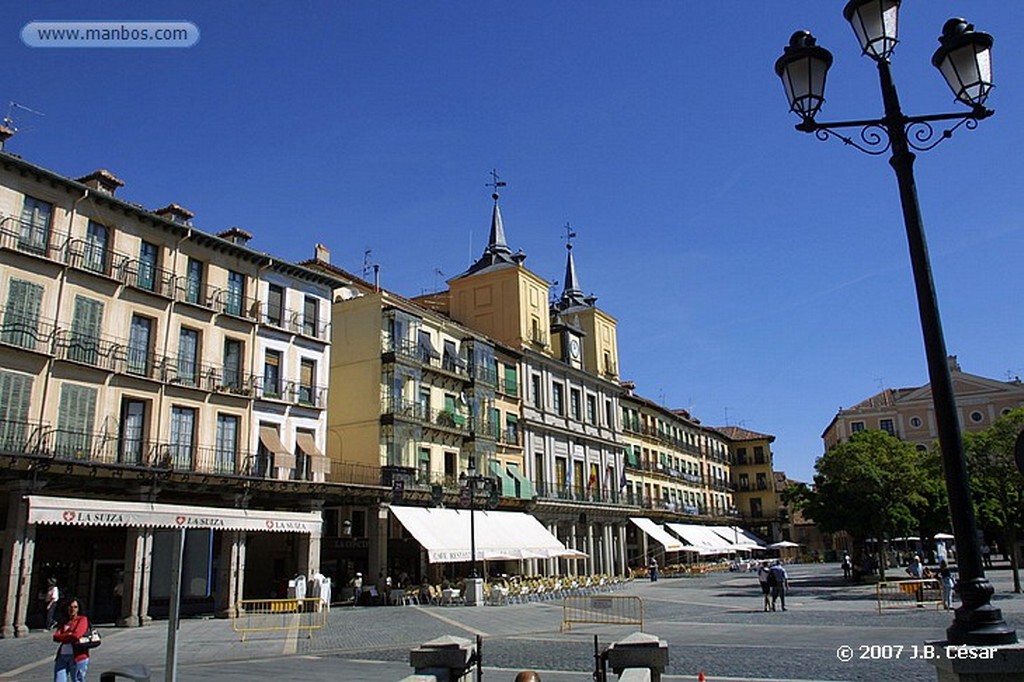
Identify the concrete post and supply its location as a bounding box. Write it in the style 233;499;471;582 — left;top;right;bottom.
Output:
215;530;246;618
605;632;669;682
586;523;595;575
569;524;578;577
928;641;1024;682
603;524;614;577
367;504;389;586
408;635;477;682
618;524;628;578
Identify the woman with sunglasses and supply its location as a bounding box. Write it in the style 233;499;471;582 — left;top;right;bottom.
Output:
53;598;90;682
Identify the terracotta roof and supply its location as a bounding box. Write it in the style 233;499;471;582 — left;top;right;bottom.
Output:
714;425;776;442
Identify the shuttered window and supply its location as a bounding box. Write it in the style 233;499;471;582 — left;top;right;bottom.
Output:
127;315;152;376
222;339;242;389
19;195;52;254
177;328;199;385
299;358;315;404
55;383;97;459
0;370;33;450
69;296;103;365
84;222;109;274
2;279;43;349
169;406;195;469
215;413;239;474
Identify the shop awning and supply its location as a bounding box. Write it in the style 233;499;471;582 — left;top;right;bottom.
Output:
629;517;690;553
708;525;767;550
665;522;741;554
390;505;585;564
260;425;295;469
295;432;324;458
25;495;321;534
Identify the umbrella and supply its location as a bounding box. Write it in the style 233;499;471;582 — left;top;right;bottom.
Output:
933;532;955;540
768;541;800;549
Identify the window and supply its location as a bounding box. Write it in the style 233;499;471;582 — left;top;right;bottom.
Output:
2;279;43;349
226;270;245;316
970;411;984;423
19;195;52;253
0;370;33;450
753;446;765;464
444;450;457;483
879;418;895;436
605;399;614;427
169;406;196;469
215;414;239;474
263;350;282;397
442;339;462;373
505;414;518;445
570;388;581;420
303;296;318;337
756;472;767;490
418;447;431;483
417;330;437;362
222;339;243;390
127;315;153;376
738;473;749;490
850;421;865;433
750;498;763;518
119;399;146;465
552;383;564;415
531;373;542;408
68;296;103;365
910;416;923;428
185;258;204;305
586;394;597;424
294;428;315;481
55;383;97;458
83;222;109;274
267;284;284;327
736;447;748;464
503;364;518;397
299;358;316;405
490;407;500;438
176;328;199;385
137;241;158;291
417;388;431;419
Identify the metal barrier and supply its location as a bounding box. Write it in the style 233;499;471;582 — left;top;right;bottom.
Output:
232;598;328;641
875;579;943;613
561;595;643;632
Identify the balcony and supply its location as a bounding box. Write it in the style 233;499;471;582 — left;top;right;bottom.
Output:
53;329;125;374
382;337;470;381
534;481;623;505
0;310;56;356
208;287;260;322
252;377;327;408
117;258;176;299
496;377;519;398
64;238;119;279
0;217;66;263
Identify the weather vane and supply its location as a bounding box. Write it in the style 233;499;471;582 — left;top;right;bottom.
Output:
485;168;507;198
562;222;577;250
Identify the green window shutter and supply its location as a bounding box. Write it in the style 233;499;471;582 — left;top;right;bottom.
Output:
0;370;33;449
3;279;43;348
56;383;97;458
504;365;517;396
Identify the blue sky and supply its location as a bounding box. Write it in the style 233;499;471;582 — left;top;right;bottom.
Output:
5;1;1023;482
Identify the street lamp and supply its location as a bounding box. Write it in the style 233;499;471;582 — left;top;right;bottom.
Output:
459;457;495;580
775;1;1014;646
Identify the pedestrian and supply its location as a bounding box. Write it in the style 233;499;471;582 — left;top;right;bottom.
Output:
938;559;956;610
53;597;90;682
981;543;992;568
45;577;61;630
648;558;658;582
906;555;923;579
841;553;851;581
769;560;789;612
757;561;772;612
514;672;542;682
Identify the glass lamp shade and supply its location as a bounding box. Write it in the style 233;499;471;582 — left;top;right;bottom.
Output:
843;0;900;61
932;18;994;107
775;31;834;120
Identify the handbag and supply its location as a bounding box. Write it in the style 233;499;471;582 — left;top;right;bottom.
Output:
78;626;102;649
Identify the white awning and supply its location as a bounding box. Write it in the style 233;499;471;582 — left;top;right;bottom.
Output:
390;505;585;564
26;495;321;534
629;517;690;553
707;525;767;550
665;522;739;554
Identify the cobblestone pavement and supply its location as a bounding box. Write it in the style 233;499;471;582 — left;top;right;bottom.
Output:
2;563;1021;681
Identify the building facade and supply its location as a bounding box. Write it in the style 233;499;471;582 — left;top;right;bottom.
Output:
717;426;779;541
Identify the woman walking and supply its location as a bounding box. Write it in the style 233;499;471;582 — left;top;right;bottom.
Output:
938;560;956;610
53;598;90;682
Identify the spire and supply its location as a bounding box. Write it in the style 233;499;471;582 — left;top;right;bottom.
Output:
456;170;526;278
555;223;593;311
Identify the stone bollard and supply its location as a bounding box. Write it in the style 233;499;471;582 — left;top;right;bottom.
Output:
403;635;477;682
928;640;1024;682
604;632;669;682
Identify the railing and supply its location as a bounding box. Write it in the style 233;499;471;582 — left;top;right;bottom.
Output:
208;287;261;322
383;337;471;380
252;377;327;408
174;278;213;309
52;329;126;374
0;217;67;262
496;376;519;398
261;305;329;340
64;238;120;278
0;310;57;355
622;422;703;456
534;481;623;505
470;363;497;386
117;258;176;298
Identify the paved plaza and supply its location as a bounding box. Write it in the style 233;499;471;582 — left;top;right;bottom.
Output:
2;563;1022;682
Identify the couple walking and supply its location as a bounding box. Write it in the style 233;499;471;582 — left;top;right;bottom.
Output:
757;560;789;611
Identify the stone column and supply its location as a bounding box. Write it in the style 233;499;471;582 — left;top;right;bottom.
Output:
569;524;578;577
215;530;247;618
603;524;614;577
548;523;558;576
617;524;628;577
586;523;595;576
1;491;33;638
120;528;154;627
367;504;389;583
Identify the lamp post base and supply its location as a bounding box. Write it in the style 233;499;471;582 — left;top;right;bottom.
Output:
946;578;1018;646
928;640;1024;682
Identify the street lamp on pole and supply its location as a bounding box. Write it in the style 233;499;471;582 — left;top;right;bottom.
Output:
460;457;495;580
775;0;1015;646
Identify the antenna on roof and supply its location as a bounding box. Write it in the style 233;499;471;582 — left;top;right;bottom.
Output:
4;101;45;131
433;267;446;291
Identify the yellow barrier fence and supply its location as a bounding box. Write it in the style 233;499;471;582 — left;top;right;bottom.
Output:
561;595;644;632
875;579;943;613
232;598;328;641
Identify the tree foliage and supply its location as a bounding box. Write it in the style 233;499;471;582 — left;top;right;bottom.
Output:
963;407;1024;592
803;430;936;578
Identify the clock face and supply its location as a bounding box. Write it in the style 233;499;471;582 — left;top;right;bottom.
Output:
569;337;581;359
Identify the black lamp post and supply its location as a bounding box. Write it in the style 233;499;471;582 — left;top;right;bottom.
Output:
460;457;492;579
775;0;1015;646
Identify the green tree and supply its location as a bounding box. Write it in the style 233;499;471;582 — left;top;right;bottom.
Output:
963;408;1024;593
803;430;932;579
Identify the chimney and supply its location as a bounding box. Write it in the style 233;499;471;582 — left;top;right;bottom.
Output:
154;203;194;226
947;355;961;373
218;226;253;246
0;126;14;151
76;169;125;196
314;243;330;264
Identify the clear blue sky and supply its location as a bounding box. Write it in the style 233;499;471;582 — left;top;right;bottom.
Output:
6;1;1023;482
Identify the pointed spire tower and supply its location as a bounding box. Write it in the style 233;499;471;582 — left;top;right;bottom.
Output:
554;223;594;312
448;170;552;351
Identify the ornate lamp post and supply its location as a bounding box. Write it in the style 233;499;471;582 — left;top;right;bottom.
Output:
775;0;1015;646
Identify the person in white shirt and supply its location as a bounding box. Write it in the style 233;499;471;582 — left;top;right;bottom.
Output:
45;578;60;630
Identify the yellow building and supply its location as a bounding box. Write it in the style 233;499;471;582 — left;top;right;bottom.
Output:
717;426;779;540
